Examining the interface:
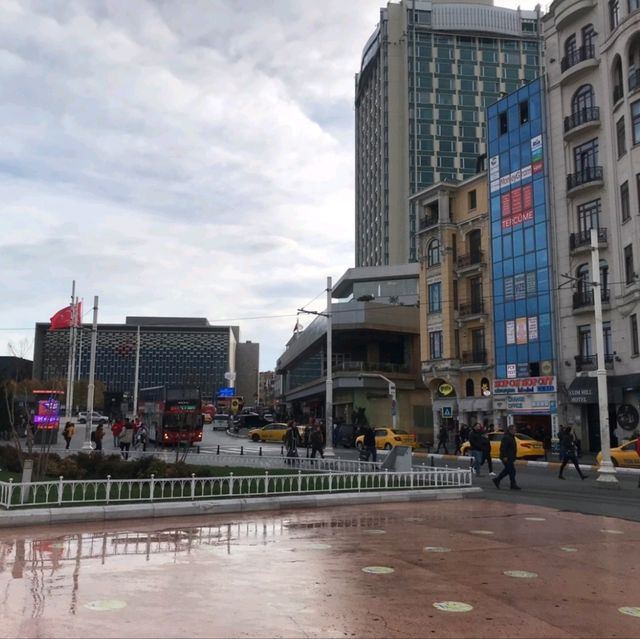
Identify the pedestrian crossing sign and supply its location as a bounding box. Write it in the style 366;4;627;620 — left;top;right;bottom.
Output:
441;406;453;418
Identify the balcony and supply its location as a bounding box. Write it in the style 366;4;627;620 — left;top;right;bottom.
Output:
456;251;484;273
566;166;603;195
560;45;598;82
419;212;439;231
563;107;600;139
458;301;485;319
572;288;610;310
552;0;597;29
569;227;607;252
574;354;614;372
332;361;411;375
461;350;487;366
629;69;640;96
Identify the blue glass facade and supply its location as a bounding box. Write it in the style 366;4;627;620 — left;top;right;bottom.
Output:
487;79;555;386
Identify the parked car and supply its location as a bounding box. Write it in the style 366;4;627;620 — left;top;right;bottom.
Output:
248;422;291;443
596;439;639;468
212;414;230;431
461;431;545;460
262;413;274;422
355;428;418;450
335;424;358;448
235;413;270;430
77;411;109;425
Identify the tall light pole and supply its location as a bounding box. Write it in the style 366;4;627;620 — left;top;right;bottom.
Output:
358;372;398;429
325;276;334;457
591;228;618;486
83;296;99;450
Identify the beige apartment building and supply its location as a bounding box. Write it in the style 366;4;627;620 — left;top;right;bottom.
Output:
413;172;495;433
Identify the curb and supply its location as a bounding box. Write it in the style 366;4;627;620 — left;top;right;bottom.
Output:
414;452;640;475
0;487;481;529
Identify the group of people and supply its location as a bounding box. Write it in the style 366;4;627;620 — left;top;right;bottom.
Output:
284;419;326;462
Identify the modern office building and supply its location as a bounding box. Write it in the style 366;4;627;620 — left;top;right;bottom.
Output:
33;317;256;411
414;172;495;432
486;77;558;440
543;0;640;450
355;0;543;268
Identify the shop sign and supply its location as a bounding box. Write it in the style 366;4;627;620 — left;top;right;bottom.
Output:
438;383;454;396
493;393;556;413
617;404;639;431
494;376;556;395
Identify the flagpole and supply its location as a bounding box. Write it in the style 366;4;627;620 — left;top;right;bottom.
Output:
132;325;141;417
83;296;99;450
68;295;79;417
65;281;75;417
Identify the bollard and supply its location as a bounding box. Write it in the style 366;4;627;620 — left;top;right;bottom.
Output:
216;445;220;455
241;445;244;456
280;445;284;456
259;446;262;457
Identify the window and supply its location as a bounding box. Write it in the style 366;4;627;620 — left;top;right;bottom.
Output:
582;24;596;49
617;116;626;157
468;189;477;210
427;239;440;266
578;325;592;356
576;263;590;297
572;84;595;113
429;331;443;359
637;173;640;214
428;282;442;312
625;245;635;284
632;100;640;144
577;198;601;234
564;34;577;58
471;328;485;355
465;379;475;397
603;322;613;356
621;181;630;222
499;111;508;135
453;280;458;310
470;277;483;311
631;0;640;11
519;100;529;124
609;0;620;29
631;314;639;355
573;138;599;172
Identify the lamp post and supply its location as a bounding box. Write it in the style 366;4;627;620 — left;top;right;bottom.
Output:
83;296;99;450
358;372;398;429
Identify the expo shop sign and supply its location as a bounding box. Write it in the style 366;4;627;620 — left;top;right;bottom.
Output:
494;376;556;395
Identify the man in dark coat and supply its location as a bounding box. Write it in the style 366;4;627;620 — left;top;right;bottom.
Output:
492;424;521;490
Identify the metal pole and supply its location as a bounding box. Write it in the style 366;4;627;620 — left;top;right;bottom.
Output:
65;281;75;417
83;296;99;450
390;382;398;429
324;276;334;457
68;296;79;416
132;325;141;417
590;229;618;486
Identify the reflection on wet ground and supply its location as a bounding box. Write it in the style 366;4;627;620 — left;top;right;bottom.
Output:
1;499;640;638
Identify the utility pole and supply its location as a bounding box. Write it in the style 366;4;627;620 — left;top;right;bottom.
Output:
83;296;99;450
590;229;618;486
132;325;141;417
65;281;75;417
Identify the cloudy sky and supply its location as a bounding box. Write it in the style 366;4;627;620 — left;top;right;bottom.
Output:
1;0;537;370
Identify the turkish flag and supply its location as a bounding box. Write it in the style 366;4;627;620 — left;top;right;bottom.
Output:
49;303;82;331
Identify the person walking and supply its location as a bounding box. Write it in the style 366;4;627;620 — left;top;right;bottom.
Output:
310;423;325;460
62;421;75;450
481;424;496;476
558;426;588;480
119;419;134;460
362;425;377;463
435;424;449;454
136;422;148;452
284;421;300;466
453;426;462;455
93;424;105;452
468;423;485;477
111;418;124;448
492;424;521;490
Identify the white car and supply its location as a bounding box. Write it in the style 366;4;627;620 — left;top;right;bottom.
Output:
212;414;230;431
78;411;109;425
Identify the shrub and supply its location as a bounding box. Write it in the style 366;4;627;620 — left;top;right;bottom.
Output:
56;457;87;480
0;445;24;472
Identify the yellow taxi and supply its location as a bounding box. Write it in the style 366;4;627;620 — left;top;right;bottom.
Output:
355;428;418;451
461;432;545;460
248;423;306;443
597;439;639;468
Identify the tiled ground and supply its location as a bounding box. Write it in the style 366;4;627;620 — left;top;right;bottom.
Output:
1;499;639;638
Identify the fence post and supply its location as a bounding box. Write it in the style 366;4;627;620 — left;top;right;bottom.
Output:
7;478;13;510
357;471;361;493
241;446;244;456
280;445;284;456
384;470;389;489
216;445;220;455
328;470;333;493
297;470;302;493
106;475;112;504
149;474;155;502
264;471;269;495
410;471;414;489
259;446;262;457
229;472;234;496
190;473;196;501
58;476;64;506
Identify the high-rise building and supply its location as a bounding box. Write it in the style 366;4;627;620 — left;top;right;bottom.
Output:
355;0;543;268
543;0;640;451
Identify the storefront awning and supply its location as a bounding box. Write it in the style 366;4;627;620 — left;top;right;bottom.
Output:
567;377;598;404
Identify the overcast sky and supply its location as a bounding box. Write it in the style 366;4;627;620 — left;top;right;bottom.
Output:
1;0;538;370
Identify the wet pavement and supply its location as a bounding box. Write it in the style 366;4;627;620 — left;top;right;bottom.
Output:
1;499;639;638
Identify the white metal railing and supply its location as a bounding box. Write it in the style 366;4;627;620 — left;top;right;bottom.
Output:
0;466;472;510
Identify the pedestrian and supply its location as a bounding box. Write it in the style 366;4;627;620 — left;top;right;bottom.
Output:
362;425;377;463
310;423;325;460
302;422;311;457
111;418;124;448
93;424;105;452
136;422;148;452
468;423;485;477
332;421;340;448
119;419;134;460
284;421;300;466
435;424;449;454
459;423;470;444
558;426;588;480
481;424;495;476
62;421;75;450
454;427;462;455
492;424;521;490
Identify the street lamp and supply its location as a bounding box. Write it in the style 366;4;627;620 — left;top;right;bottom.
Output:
358;372;398;429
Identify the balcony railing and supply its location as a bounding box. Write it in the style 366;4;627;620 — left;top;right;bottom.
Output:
458;301;485;317
461;350;487;365
629;69;640;94
569;227;607;251
456;251;484;269
575;354;614;372
332;361;411;375
613;84;624;103
560;45;595;72
420;212;439;230
572;288;611;309
563;107;600;133
566;166;603;191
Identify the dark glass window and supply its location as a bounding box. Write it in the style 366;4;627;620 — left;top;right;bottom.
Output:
428;282;442;313
499;111;508;135
429;331;443;359
609;0;620;29
427;239;440;266
468;189;477;210
582;24;596;49
621;181;630;222
632;100;640;144
572;85;595;113
625;244;635;284
573;138;599;172
578;325;592;356
631;314;639;355
520;100;529;124
617;116;626;157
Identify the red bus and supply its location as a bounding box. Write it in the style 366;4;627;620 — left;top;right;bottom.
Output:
139;385;203;447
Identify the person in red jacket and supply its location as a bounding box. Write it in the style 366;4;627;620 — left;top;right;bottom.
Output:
111;419;124;448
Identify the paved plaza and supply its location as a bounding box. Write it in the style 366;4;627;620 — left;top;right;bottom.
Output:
1;498;639;638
